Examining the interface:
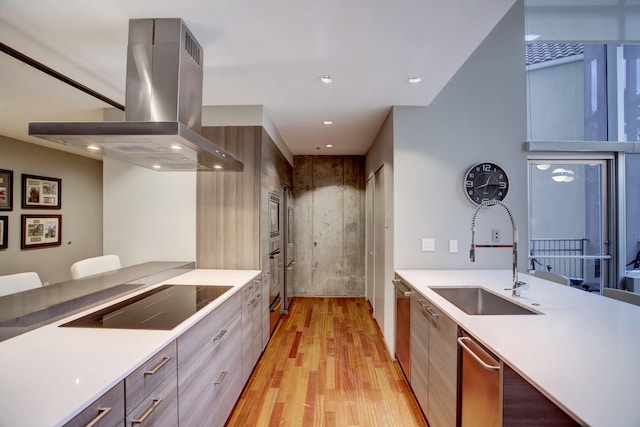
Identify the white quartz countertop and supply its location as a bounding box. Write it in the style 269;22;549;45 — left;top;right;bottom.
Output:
395;269;640;427
0;269;260;427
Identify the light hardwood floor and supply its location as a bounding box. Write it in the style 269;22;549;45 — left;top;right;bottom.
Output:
226;297;427;426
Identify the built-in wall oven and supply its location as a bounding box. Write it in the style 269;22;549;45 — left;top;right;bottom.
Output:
268;246;282;334
268;191;283;334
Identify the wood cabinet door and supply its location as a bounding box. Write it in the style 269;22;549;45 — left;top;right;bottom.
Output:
427;305;458;427
64;381;125;427
410;293;430;412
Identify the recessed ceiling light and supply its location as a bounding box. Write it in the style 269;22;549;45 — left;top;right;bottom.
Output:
214;165;223;170
408;77;422;84
325;144;333;148
152;164;161;169
170;144;182;150
323;120;333;125
319;75;333;84
86;144;100;151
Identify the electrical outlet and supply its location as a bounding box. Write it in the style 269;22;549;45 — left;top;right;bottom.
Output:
449;240;458;253
492;229;500;242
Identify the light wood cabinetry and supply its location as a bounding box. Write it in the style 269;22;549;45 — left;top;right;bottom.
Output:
261;273;270;349
177;291;242;426
409;290;458;427
197;126;292;351
125;341;178;427
64;279;264;427
241;278;263;383
64;381;125;427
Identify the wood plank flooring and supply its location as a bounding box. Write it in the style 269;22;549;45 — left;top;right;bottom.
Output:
226;297;427;427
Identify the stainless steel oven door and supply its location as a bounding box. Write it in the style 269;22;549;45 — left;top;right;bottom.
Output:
269;248;281;296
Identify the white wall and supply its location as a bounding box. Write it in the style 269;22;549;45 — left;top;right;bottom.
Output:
103;158;196;266
393;1;528;273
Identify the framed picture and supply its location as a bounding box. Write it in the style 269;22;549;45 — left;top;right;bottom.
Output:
0;216;7;249
22;174;61;209
0;169;13;211
21;214;61;249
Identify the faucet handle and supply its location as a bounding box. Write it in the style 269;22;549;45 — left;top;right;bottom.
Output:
515;280;528;289
505;280;528;297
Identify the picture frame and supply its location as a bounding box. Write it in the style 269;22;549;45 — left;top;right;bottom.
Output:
0;216;7;249
0;169;13;211
21;214;61;249
22;174;61;209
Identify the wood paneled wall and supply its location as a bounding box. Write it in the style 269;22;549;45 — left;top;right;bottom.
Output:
197;126;261;269
196;126;292;270
292;156;365;296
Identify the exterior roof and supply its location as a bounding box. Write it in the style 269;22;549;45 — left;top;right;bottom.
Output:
526;43;584;66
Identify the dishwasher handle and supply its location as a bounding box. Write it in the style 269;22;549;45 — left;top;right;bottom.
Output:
458;336;500;371
392;279;412;296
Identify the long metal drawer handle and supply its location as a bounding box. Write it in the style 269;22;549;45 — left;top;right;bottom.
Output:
85;407;111;427
213;329;228;341
144;356;172;376
270;299;282;312
214;370;228;386
131;399;163;425
458;337;500;371
418;300;439;319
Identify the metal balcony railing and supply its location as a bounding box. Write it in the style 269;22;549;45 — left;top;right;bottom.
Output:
529;238;587;279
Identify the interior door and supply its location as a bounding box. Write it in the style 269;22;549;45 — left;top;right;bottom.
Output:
373;166;385;327
366;174;375;307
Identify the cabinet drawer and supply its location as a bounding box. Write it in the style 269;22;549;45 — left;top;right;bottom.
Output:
64;381;124;427
178;295;242;426
177;291;241;363
126;341;177;412
125;371;178;427
211;318;243;427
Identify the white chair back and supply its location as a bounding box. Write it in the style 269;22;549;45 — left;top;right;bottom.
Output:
603;288;640;307
0;272;43;297
531;270;571;286
70;255;121;280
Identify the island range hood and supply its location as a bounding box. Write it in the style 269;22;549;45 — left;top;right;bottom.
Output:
29;18;243;172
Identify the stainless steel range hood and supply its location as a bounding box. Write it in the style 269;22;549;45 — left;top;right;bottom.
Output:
29;18;243;172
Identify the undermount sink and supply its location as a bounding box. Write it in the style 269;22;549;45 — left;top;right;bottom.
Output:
430;287;539;315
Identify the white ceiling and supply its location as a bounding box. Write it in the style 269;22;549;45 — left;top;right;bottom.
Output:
0;0;517;159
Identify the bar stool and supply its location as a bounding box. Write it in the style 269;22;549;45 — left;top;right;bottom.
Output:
0;272;43;297
70;255;121;279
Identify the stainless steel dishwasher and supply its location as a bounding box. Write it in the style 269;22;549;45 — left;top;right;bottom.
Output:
458;333;502;426
393;278;412;380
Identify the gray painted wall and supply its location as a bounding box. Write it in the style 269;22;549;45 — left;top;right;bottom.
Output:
364;2;527;352
393;1;528;273
364;112;394;349
0;135;102;284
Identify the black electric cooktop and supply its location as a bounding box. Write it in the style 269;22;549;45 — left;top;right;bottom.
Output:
60;285;233;330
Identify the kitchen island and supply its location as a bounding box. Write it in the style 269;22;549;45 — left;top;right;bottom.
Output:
0;268;260;427
396;270;640;427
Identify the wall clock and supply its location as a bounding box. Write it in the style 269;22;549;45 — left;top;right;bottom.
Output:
464;162;509;205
